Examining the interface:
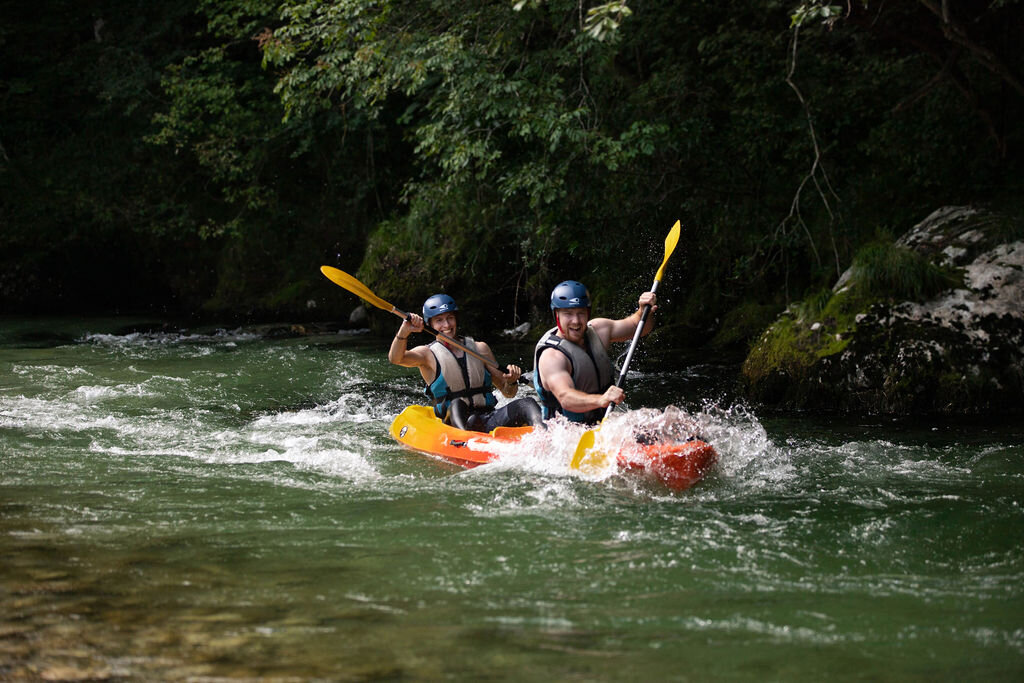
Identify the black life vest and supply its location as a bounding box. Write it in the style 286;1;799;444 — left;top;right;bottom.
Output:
532;326;613;424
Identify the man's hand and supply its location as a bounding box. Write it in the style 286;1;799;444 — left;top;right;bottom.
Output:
600;385;625;408
401;313;425;335
503;364;522;384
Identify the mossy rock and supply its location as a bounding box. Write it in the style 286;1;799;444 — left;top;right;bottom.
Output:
742;206;1024;415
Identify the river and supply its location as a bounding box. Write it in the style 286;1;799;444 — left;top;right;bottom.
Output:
2;317;1022;680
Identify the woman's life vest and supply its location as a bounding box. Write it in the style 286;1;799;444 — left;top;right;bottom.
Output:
532;326;613;424
425;337;497;420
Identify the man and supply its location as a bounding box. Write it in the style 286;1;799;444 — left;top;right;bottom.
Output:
389;294;543;432
533;280;657;424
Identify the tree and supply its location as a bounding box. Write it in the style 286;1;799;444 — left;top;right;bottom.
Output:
261;0;672;322
791;1;1023;156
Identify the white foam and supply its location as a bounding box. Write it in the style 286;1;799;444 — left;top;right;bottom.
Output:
69;383;156;403
80;328;262;347
464;404;772;493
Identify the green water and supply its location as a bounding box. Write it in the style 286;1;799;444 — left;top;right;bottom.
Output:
2;317;1022;681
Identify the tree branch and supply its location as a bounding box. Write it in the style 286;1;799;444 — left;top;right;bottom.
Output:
779;25;843;283
893;46;961;113
916;0;1024;96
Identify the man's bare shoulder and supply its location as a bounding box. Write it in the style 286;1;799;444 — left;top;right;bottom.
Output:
538;345;570;368
586;317;615;345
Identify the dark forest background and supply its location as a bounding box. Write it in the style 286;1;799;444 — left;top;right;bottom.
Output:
2;0;1021;345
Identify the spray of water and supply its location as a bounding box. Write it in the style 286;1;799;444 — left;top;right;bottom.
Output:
459;399;782;495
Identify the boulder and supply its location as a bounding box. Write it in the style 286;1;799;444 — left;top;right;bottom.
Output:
501;321;531;339
742;206;1024;414
349;304;369;327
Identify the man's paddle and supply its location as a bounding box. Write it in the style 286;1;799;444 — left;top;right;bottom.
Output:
320;265;516;379
570;220;681;471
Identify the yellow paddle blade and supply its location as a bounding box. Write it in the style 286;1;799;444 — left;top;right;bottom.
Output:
320;266;395;312
581;450;610;472
570;427;610;472
653;220;681;283
570;428;596;469
569;428;606;475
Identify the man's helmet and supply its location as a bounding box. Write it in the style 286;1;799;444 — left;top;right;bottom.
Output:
550;281;591;309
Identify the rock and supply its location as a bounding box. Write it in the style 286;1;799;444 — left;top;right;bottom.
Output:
742;206;1024;414
501;321;531;339
349;304;369;326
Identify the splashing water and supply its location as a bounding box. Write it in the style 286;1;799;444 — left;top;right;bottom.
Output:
472;399;780;497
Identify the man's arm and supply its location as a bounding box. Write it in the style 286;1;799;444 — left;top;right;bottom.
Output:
603;291;658;343
537;348;624;414
475;340;521;398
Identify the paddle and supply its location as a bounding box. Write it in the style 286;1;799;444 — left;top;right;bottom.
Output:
570;220;681;471
319;266;520;380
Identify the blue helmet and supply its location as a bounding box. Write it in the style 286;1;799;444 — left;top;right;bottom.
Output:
423;293;458;323
550;281;590;310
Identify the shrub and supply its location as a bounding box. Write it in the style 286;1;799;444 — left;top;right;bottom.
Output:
851;243;961;301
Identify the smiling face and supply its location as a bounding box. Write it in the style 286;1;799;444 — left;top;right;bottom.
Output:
429;311;457;337
555;307;589;344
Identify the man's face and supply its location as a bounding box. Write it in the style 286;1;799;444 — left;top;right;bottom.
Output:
556;308;589;344
430;312;457;337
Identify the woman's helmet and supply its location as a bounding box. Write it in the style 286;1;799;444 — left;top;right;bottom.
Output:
550;281;590;310
422;294;458;324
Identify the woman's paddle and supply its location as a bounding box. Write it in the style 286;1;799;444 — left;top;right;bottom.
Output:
570;220;681;471
320;265;517;379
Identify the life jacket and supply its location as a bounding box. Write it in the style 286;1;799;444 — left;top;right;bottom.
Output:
425;337;497;421
533;326;613;424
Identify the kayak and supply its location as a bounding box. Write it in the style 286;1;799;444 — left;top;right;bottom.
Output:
389;405;717;491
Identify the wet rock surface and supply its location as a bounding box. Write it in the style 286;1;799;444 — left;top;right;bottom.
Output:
743;207;1024;414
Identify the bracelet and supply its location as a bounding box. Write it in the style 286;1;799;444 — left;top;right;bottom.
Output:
395;334;409;340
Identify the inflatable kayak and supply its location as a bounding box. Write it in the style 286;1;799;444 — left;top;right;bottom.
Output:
389;405;717;491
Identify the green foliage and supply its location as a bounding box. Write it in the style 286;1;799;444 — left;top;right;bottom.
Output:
3;0;1021;326
792;287;833;321
264;0;646;207
0;0;207;311
149;46;279;230
583;1;633;41
356;186;529;328
142;0;404;315
261;0;678;306
709;302;783;351
851;242;962;301
790;2;845;29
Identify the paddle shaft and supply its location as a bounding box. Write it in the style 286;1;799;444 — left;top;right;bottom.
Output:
570;220;679;470
603;278;660;420
386;305;515;377
363;287;526;385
